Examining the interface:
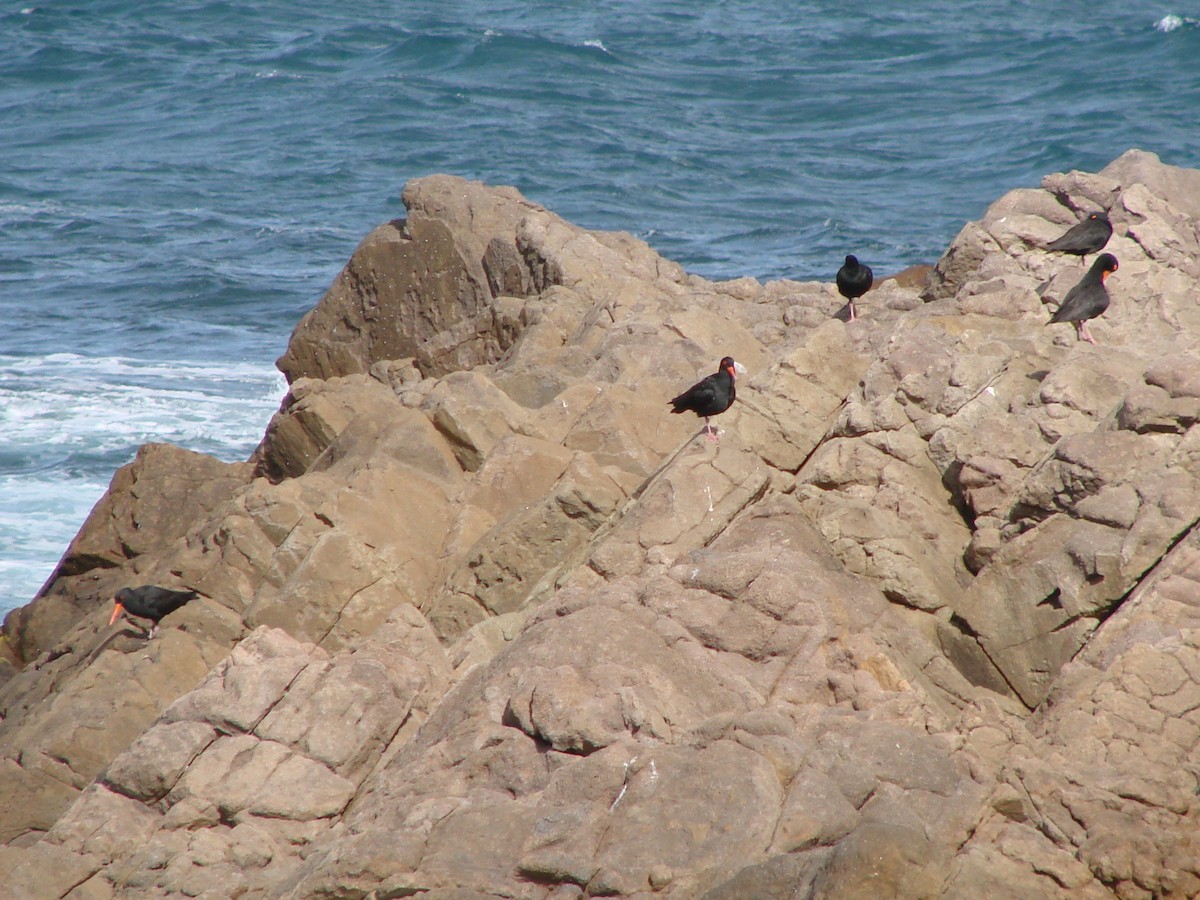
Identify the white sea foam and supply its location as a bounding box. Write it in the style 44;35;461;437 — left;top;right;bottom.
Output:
1154;14;1194;32
0;354;285;457
0;475;110;605
582;39;610;53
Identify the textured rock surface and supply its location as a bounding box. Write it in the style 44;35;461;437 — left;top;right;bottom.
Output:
3;151;1200;897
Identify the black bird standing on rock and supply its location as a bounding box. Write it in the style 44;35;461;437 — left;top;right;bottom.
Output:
1048;252;1119;344
1046;211;1112;263
109;586;198;639
669;356;738;442
836;255;873;322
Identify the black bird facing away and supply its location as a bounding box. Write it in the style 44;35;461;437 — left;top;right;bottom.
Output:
1048;252;1119;344
669;356;738;442
1046;211;1112;263
110;586;198;638
836;255;873;321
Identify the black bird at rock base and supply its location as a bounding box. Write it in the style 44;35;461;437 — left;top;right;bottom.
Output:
1048;252;1119;344
109;586;198;639
669;356;738;442
836;254;873;322
1046;211;1112;263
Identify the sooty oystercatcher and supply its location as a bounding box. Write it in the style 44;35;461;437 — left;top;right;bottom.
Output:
836;255;873;322
1048;252;1118;344
109;586;198;638
1046;211;1112;263
669;356;738;442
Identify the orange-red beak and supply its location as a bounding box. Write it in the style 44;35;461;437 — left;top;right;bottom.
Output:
725;364;737;380
109;601;124;626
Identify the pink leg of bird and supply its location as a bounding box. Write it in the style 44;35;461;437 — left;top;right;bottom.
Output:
705;419;720;442
848;301;856;322
1078;321;1096;344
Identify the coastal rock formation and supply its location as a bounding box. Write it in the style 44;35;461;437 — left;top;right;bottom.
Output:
2;150;1200;898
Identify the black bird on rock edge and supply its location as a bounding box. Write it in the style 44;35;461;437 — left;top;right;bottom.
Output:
109;586;198;638
1046;211;1112;263
1048;252;1119;344
836;254;873;322
669;356;738;442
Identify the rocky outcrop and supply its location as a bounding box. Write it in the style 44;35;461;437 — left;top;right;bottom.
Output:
2;151;1200;897
2;444;253;667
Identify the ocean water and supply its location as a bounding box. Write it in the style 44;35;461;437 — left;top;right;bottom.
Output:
2;2;1198;614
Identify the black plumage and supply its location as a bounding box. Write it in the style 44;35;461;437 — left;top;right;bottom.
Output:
669;356;738;441
1046;211;1112;262
836;254;873;321
109;586;198;638
1049;253;1118;344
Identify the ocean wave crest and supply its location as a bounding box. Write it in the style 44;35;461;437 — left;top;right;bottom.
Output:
0;354;285;459
1154;14;1197;32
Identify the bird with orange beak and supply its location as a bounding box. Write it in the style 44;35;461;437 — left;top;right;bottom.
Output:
668;356;740;441
109;586;198;638
1048;253;1119;344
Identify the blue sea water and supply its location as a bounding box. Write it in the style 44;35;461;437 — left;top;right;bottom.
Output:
1;2;1198;614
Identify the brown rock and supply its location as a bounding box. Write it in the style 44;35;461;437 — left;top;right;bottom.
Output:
768;769;860;853
3;443;251;664
0;842;102;899
8;155;1200;899
277;177;563;383
421;371;530;472
0;629;217;845
252;374;405;481
0;757;80;844
1102;147;1200;221
809;821;948;899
